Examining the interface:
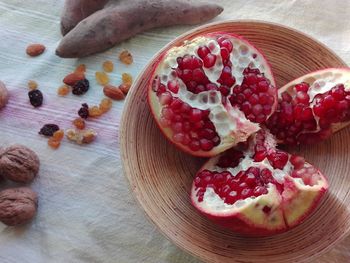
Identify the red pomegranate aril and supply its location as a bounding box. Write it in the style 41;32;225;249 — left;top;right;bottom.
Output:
252;104;263;115
196;85;206;93
313;103;324;117
254;151;266;162
172;122;183;133
219;85;230;96
281;92;292;102
190;109;203;122
220;39;233;52
319;118;331;129
268;151;288;170
200;139;214;151
182;69;193;82
197;46;210;59
257;81;269;92
193;120;205;130
193;68;206;83
220;47;230;63
253;186;268;196
296;91;310;104
156;83;166;96
241;102;252;114
294;82;309;92
159;92;173;105
330;84;345;100
170;99;183;111
301;107;313;121
212;136;220;146
337;100;349;111
162;107;174;120
199;129;216;140
323;95;337;109
249;94;259;104
183;134;191;145
173;133;185;143
245;173;256;186
203;54;217;68
290;155;305;169
189;140;201;151
167;80;179;93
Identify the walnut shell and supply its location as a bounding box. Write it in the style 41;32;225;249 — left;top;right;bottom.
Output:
0;80;9;109
0;187;38;226
0;145;40;183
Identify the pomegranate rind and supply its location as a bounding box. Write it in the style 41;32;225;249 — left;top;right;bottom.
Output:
148;32;276;157
273;68;350;144
190;131;328;236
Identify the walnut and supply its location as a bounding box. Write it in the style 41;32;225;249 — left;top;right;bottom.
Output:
0;187;38;226
0;80;9;109
0;145;40;183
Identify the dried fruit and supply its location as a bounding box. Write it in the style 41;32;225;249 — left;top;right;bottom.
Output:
88;106;103;117
57;85;70;96
122;73;133;85
73;117;86;130
119;83;131;95
119;50;133;65
95;71;109;85
66;128;97;144
103;85;125;100
53;129;65;141
102;60;114;72
0;187;38;226
28;89;43;107
72;79;89;95
266;68;350;145
148;32;277;157
63;72;85;86
78;103;89;119
0;80;9;109
75;64;86;73
0;145;40;183
27;80;38;90
26;44;45;57
99;98;113;113
48;138;61;149
39;124;60;137
191;129;328;236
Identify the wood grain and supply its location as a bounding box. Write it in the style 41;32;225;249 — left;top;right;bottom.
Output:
120;21;350;263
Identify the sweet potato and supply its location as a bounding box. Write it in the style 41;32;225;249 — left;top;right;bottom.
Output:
60;0;109;36
56;0;223;58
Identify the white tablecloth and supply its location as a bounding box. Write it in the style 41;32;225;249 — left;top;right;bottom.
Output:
0;0;349;262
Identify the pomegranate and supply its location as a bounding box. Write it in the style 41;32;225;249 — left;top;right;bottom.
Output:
266;68;350;144
148;32;277;157
191;129;328;236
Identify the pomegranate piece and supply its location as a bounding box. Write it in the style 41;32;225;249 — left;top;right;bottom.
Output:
266;68;350;145
148;32;277;157
191;129;328;236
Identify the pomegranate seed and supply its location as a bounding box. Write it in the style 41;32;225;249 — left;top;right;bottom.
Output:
203;54;216;68
200;139;214;151
281;92;292;102
170;99;183;111
245;173;256;186
263;206;271;213
172;122;183;133
323;95;336;108
290;155;305;169
241;188;253;198
156;84;166;96
197;46;210;59
162;107;174;120
199;129;216;140
220;39;233;52
254;152;266;162
189;140;200;151
192;57;203;68
330;84;345;100
212;136;220;146
268;151;288;169
182;69;192;82
167;80;179;93
253;186;268;196
260;169;272;182
193;120;204;130
252;104;263;115
190;109;202;122
313;103;324;117
241;102;252;114
195;85;206;93
246;74;258;86
296;91;310;104
219;85;230;96
220;47;230;62
180;103;191;113
159;92;173;105
193;68;206;83
182;134;191;145
173;133;184;143
294;82;309;92
206;83;218;90
176;57;183;69
249;94;259;104
257;81;269;92
301;107;313;121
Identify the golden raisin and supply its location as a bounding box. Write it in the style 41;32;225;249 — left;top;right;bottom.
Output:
53;129;64;141
57;85;70;96
95;71;110;85
73;117;86;130
122;73;133;85
48;137;61;149
28;80;38;90
119;83;131;95
102;60;114;72
75;64;86;73
119;50;133;65
99;98;113;113
89;106;103;117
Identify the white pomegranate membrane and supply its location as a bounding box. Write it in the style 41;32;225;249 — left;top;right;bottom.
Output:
267;68;350;144
148;33;277;157
191;129;328;235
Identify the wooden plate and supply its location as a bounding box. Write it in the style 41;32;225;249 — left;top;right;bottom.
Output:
120;21;350;263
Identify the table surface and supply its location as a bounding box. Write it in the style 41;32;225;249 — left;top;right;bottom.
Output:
0;0;349;262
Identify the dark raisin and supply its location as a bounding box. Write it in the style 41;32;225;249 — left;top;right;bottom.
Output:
39;124;60;136
72;79;89;95
28;89;43;107
78;103;89;119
